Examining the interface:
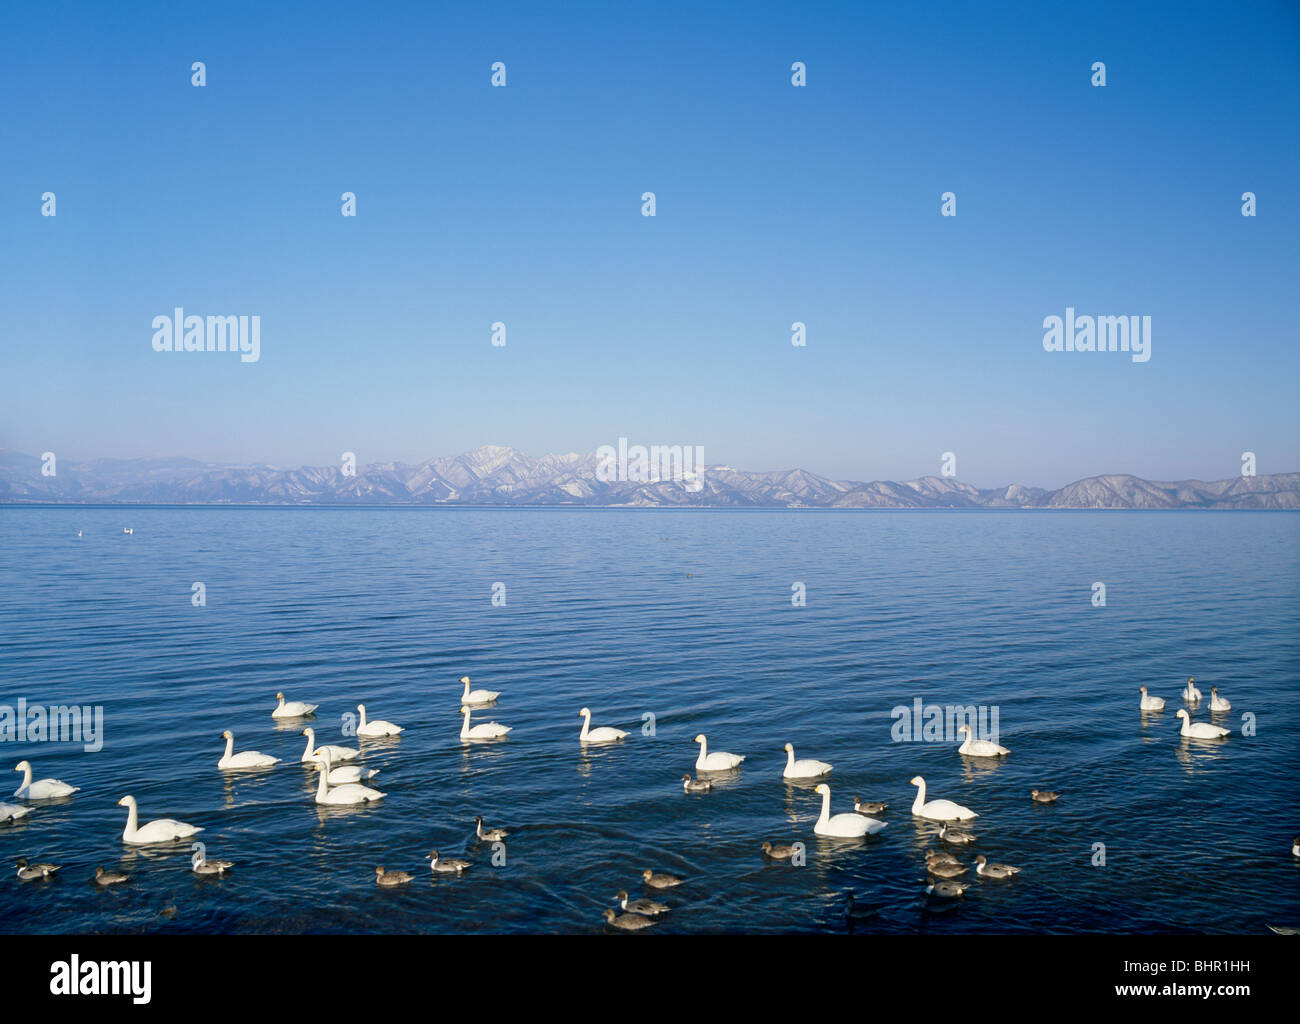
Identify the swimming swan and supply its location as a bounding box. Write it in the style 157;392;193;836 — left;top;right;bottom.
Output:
217;731;280;770
955;724;1009;758
1175;708;1229;739
312;763;385;805
311;748;378;784
13;760;79;799
460;706;512;740
1209;687;1231;712
1183;677;1202;704
117;795;202;845
578;707;628;744
814;783;885;837
783;742;832;779
909;776;977;821
272;692;318;719
1139;685;1165;711
694;734;744;772
300;728;359;763
460;676;499;705
356;704;403;737
0;802;32;823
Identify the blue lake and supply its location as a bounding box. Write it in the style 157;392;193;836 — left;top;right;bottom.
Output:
0;507;1296;933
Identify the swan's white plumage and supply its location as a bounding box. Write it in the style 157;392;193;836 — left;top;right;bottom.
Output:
312;763;385;805
217;731;279;770
356;704;403;737
694;734;745;771
13;760;79;799
460;706;511;740
910;776;977;821
955;725;1009;758
460;676;499;705
0;802;32;823
1139;686;1165;711
1175;709;1229;739
117;795;202;844
299;728;358;763
813;783;885;837
578;707;628;744
1209;688;1231;712
272;692;318;719
1183;678;1202;704
311;748;378;784
783;743;832;779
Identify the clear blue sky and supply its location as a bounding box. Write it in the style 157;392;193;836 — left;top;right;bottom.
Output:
1;0;1297;488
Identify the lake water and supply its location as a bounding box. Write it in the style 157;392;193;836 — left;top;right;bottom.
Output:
0;507;1296;934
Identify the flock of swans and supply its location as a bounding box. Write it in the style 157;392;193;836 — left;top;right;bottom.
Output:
3;671;1277;930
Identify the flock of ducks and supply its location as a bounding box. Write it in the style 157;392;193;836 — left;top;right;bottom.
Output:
3;671;1280;930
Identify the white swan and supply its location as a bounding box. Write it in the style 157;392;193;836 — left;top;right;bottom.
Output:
272;692;318;719
1138;685;1165;711
460;675;499;705
310;747;378;784
955;724;1009;758
13;760;79;799
356;703;403;737
1183;677;1202;704
910;776;977;821
783;742;832;779
117;795;202;845
813;783;885;837
1209;687;1231;712
312;763;384;805
1175;709;1229;739
694;734;745;771
0;802;32;823
459;705;511;740
300;727;358;763
578;707;628;744
217;731;279;770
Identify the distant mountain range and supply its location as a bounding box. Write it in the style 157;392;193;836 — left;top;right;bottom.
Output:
1;447;1296;509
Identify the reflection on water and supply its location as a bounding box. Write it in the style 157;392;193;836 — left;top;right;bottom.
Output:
0;507;1296;934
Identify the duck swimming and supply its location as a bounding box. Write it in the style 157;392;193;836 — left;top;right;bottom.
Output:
475;816;508;842
15;858;60;881
616;890;669;917
853;798;887;815
974;854;1022;879
92;867;130;887
375;866;413;887
1030;789;1059;804
603;907;656;931
642;869;683;889
427;850;471;874
681;774;712;793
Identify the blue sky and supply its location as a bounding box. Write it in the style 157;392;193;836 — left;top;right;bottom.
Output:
1;0;1297;488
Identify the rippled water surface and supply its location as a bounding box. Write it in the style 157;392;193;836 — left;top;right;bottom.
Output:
0;507;1296;934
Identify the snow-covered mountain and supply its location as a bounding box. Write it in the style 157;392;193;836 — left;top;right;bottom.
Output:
0;447;1295;509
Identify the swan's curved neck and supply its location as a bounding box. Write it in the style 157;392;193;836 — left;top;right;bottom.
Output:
786;747;796;770
579;710;591;740
301;730;315;759
123;799;138;836
19;763;32;788
912;779;927;812
357;706;368;728
817;787;831;828
462;680;471;698
316;766;330;800
697;737;707;757
223;734;235;760
460;708;471;737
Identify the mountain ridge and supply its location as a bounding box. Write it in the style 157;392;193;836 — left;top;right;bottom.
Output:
1;447;1296;509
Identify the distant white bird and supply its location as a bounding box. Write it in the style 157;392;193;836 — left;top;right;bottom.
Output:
694;734;745;772
122;528;133;535
782;742;832;779
956;724;1009;758
299;727;358;763
460;705;511;740
813;783;885;838
356;703;403;737
311;763;384;805
1175;708;1229;739
1138;685;1166;711
217;731;279;771
1183;677;1202;704
117;795;202;845
76;530;82;539
13;760;79;800
272;692;318;719
460;675;499;705
1209;687;1231;712
910;776;978;821
578;707;628;744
